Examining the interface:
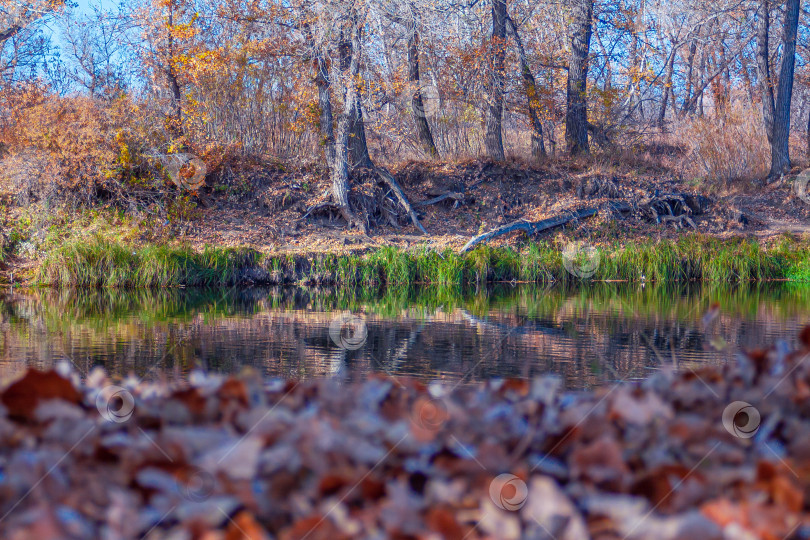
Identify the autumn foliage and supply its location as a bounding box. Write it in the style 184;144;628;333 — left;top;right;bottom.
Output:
0;0;808;212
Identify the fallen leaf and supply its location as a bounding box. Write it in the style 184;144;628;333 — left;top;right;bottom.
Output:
1;370;82;422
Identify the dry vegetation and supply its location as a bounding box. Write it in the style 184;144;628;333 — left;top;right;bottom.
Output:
1;0;810;275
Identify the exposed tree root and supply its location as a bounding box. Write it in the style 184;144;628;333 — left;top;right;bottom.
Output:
660;214;697;229
300;168;422;235
637;192;709;228
374;167;427;234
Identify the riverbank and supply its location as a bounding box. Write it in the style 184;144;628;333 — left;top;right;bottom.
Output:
12;233;810;288
1;329;809;538
3;158;810;288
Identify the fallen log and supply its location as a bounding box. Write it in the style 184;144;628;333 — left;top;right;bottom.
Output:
413;192;466;208
459;207;598;253
375;167;428;235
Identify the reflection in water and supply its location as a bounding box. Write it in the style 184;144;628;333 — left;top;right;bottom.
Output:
1;284;809;389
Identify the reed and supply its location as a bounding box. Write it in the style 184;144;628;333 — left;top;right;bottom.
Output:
34;233;810;288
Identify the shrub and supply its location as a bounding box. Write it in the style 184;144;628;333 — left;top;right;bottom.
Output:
1;94;121;204
679;105;770;184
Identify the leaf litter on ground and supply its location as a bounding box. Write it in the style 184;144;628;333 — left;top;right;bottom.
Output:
2;329;810;539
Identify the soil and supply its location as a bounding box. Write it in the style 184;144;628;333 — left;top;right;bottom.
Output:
184;159;810;256
3;158;810;283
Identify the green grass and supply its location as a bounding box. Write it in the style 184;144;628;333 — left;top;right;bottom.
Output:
37;236;261;288
33;233;810;288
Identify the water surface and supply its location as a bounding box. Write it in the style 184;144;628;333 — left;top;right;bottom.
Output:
1;284;809;389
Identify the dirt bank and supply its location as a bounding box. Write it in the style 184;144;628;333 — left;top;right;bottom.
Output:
3;159;810;286
183;159;810;254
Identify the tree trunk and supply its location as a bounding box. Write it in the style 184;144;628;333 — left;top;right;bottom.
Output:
326;24;365;228
681;38;697;117
348;93;373;169
506;17;545;160
698;49;705;117
167;3;183;136
484;0;507;161
740;55;755;104
719;42;730;121
769;0;800;177
314;56;335;167
308;20;336;170
407;28;439;158
339;33;373;169
657;45;676;129
756;0;775;144
807;108;810;161
565;0;593;155
627;0;644;120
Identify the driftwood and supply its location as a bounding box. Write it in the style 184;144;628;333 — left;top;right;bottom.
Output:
375;167;427;235
460;207;598;253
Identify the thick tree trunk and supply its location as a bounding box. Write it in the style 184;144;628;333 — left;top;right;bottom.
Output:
756;0;775;144
506;16;545;160
314;56;335;166
339;34;373;169
348;94;372;169
565;0;593;155
325;24;366;228
407;28;439;158
484;0;507;161
769;0;800;177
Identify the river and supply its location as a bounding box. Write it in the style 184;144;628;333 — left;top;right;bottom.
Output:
1;283;808;389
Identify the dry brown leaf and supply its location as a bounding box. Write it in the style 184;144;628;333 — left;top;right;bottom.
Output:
1;370;82;421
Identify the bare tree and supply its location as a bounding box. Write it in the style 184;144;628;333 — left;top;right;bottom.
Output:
565;0;593;155
0;0;64;45
768;0;800;177
756;0;775;144
58;4;130;97
407;19;439;158
339;31;373;169
0;0;65;87
383;2;440;158
755;0;800;178
331;20;363;225
506;15;545;160
484;0;507;161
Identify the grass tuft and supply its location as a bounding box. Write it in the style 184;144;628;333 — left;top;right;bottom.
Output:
34;233;810;288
